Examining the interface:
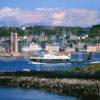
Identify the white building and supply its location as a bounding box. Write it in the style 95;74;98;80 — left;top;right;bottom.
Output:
22;46;29;52
45;44;59;53
0;46;6;52
29;42;42;52
69;34;80;40
22;42;42;52
81;35;88;39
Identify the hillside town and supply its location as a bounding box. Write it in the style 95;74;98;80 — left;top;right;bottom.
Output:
0;27;100;57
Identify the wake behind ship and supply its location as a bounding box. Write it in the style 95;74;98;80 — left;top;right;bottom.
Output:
30;50;71;64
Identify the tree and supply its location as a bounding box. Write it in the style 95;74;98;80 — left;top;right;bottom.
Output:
89;24;100;37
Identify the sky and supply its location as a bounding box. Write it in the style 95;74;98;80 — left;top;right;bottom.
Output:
0;0;100;27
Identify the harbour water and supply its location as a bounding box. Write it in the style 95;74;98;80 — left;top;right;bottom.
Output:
0;53;99;100
0;53;100;71
0;87;78;100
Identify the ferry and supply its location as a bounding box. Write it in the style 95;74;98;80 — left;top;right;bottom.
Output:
30;50;71;64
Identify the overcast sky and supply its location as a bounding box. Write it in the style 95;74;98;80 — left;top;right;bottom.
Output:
0;0;100;27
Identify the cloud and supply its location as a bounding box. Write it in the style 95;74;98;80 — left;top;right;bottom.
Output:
0;7;100;27
0;7;49;26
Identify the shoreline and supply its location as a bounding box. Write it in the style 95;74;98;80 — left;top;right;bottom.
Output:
0;76;100;99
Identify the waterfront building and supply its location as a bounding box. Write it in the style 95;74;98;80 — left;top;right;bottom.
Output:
22;46;30;52
77;42;85;49
45;44;59;53
87;44;100;52
22;42;42;52
29;43;42;52
0;45;6;52
96;43;100;52
11;32;18;54
65;47;75;53
87;46;96;52
0;37;10;42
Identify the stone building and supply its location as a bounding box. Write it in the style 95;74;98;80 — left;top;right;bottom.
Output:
11;32;18;54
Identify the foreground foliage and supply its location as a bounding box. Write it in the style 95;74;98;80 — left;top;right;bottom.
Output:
0;64;100;80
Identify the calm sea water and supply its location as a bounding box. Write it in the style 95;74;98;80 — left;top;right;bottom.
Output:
0;53;99;71
0;87;78;100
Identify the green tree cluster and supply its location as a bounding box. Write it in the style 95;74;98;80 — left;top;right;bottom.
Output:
0;25;99;38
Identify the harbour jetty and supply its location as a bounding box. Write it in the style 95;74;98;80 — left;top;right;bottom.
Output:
0;76;100;99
